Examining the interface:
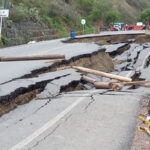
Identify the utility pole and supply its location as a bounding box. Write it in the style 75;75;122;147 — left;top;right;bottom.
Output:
0;17;2;39
0;0;10;40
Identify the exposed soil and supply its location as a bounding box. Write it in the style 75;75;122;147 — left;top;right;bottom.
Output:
65;34;150;45
109;44;130;57
70;51;114;72
0;89;41;116
21;50;114;79
0;50;114;116
131;97;150;150
0;81;87;116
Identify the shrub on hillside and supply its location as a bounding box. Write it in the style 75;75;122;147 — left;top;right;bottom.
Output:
46;0;79;21
9;4;28;22
1;36;8;46
87;0;114;24
126;0;146;10
76;0;94;14
138;8;150;24
9;2;40;22
104;11;122;24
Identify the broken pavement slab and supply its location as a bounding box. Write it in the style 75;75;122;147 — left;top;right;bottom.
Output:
114;44;139;62
0;68;81;104
0;32;150;150
37;70;82;99
0;41;101;84
103;43;129;55
140;66;150;80
134;47;150;70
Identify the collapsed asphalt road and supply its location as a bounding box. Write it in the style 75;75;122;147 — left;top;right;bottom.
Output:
0;31;150;150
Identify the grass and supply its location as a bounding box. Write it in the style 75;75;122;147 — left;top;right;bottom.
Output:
7;0;150;39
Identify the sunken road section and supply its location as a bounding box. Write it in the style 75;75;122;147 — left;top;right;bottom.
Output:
1;32;150;116
0;49;113;116
64;33;150;45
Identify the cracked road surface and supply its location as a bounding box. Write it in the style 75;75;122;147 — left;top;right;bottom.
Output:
1;31;150;150
0;39;100;84
0;89;146;150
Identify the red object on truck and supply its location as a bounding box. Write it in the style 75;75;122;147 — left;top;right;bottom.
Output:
109;26;116;31
125;25;129;30
134;26;142;30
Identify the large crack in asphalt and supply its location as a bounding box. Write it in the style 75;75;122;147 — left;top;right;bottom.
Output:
0;48;110;86
1;35;150;150
64;34;150;45
27;124;61;150
0;74;73;116
0;74;70;104
84;95;96;111
27;114;73;150
1;38;150;117
0;47;114;116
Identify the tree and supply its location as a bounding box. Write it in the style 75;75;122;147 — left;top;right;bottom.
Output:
104;11;122;25
138;8;150;24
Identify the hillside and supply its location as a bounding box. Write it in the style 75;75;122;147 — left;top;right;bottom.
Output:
9;0;150;25
1;0;150;46
112;0;150;22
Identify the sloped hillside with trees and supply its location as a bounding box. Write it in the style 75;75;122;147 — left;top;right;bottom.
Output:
9;0;150;24
1;0;150;46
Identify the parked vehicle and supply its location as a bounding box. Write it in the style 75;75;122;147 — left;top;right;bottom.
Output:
110;22;146;31
109;22;124;31
134;22;144;30
114;22;125;31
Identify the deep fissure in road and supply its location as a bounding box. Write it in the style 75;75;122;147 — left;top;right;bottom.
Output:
1;34;150;116
0;49;114;116
64;34;150;45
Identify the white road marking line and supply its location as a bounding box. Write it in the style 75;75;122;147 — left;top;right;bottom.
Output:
9;93;89;150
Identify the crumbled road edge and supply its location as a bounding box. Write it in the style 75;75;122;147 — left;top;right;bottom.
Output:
131;97;150;150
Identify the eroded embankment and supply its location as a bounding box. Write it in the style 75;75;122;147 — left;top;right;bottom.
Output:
2;33;150;116
64;34;150;45
0;50;114;116
21;50;113;79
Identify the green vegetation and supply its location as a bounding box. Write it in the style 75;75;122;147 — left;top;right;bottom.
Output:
104;11;122;25
1;35;8;46
126;0;147;10
138;8;150;24
23;34;30;43
6;0;150;38
10;1;122;25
